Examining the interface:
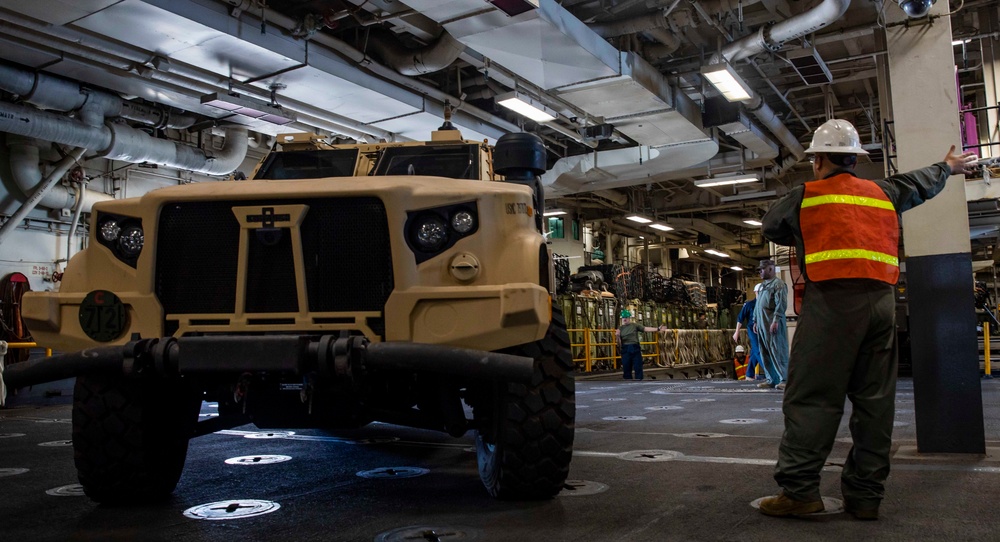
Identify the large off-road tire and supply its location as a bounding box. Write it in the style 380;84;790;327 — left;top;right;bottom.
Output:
476;305;575;499
72;374;201;504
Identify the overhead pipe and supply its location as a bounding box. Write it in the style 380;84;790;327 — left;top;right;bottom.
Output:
6;139;112;211
0;100;248;176
0;147;87;248
363;27;466;76
718;0;852;64
0;16;394;141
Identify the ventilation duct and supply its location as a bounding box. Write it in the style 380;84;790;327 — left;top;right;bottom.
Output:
716;112;780;160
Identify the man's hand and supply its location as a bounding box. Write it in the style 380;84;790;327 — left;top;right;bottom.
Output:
945;145;979;175
770;321;778;334
732;330;739;342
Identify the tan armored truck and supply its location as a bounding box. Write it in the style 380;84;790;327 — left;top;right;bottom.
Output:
12;122;575;503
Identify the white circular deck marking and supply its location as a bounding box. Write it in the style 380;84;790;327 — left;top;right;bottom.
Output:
38;440;73;447
0;433;26;439
46;484;86;497
243;431;295;439
720;418;767;424
224;455;292;465
645;406;684;411
602;416;646;421
750;496;844;516
0;468;29;477
357;466;429;479
375;525;479;541
558;480;609;497
183;499;281;520
620;450;682;462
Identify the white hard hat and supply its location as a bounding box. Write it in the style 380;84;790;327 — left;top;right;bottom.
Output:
805;119;868;155
735;345;745;353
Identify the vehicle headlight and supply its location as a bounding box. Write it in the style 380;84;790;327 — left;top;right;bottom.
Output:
95;212;143;268
405;202;478;264
451;210;475;234
118;226;144;257
99;219;121;242
413;215;448;251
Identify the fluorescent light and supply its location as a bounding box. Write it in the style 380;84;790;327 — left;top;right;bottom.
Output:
743;219;763;226
730;266;743;271
953;39;969;46
701;62;753;102
200;92;297;125
649;223;674;231
625;215;652;224
719;190;777;203
694;173;760;188
704;249;730;258
496;91;557;122
543;210;567;216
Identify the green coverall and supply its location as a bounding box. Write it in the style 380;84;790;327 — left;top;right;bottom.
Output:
761;162;951;509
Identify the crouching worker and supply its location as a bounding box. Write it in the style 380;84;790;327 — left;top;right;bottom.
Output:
733;345;748;380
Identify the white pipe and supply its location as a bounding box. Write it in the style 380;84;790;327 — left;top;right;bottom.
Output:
364;27;466;76
0;100;248;176
5;137;115;212
719;0;852;63
0;147;86;248
67;181;87;262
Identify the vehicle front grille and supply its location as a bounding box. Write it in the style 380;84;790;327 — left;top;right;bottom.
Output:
156;197;393;329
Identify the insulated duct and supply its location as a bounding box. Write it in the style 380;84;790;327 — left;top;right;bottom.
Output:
0;101;248;176
6;139;113;212
719;0;852;64
0;147;87;248
364;27;466;76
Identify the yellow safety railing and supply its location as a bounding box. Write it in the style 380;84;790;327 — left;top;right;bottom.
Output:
568;328;661;373
4;341;53;357
986;322;993;379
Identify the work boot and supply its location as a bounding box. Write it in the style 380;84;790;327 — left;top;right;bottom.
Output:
776;382;787;390
844;501;879;521
757;382;774;389
758;492;824;517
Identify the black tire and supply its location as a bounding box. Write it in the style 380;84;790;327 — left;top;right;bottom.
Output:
72;374;201;504
476;305;575;499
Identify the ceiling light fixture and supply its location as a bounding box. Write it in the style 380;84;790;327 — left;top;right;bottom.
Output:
200;92;297;125
694;173;760;188
719;190;777;203
730;265;743;271
488;0;540;17
543;210;567;216
701;62;753;102
743;219;763;226
625;215;653;224
704;249;730;258
496;91;557;122
649;223;674;231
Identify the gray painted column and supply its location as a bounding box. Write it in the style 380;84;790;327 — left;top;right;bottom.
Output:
886;5;985;453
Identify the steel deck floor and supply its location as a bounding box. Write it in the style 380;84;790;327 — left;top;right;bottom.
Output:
2;376;998;541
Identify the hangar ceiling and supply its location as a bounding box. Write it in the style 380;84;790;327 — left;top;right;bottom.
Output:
1;0;999;266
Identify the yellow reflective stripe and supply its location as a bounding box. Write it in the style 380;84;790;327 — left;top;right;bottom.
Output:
804;249;899;267
801;194;895;211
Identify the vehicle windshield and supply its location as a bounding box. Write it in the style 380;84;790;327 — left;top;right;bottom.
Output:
372;144;479;179
256;149;360;180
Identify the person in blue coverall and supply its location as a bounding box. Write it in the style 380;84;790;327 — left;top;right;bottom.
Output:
733;296;763;379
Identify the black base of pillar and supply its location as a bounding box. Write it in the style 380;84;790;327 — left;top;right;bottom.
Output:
906;252;985;453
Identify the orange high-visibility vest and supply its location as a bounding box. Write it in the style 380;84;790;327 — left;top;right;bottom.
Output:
800;173;899;284
733;354;747;380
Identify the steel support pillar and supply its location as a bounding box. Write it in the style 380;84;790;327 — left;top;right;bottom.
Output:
885;6;985;453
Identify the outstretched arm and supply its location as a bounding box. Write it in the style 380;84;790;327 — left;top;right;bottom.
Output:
945;145;979;175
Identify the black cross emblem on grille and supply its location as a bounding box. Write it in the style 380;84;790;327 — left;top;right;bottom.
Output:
247;207;290;227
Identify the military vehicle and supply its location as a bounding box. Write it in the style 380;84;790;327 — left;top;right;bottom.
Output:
10;115;574;503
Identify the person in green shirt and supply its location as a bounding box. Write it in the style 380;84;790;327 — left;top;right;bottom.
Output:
616;310;666;380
